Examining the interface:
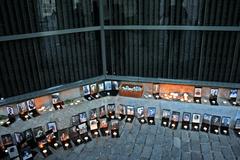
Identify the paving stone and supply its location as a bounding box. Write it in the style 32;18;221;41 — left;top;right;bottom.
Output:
190;131;200;141
182;142;191;152
231;144;240;157
140;146;153;159
191;141;201;152
191;151;202;160
174;137;181;148
202;153;213;160
145;134;156;145
171;146;181;160
213;151;225;160
201;143;211;153
181;152;191;160
219;135;229;146
221;146;235;160
211;141;221;152
209;133;219;142
181;130;190;142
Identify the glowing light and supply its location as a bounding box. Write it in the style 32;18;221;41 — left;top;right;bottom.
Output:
94;132;98;135
77;139;81;143
70;103;74;106
84;137;89;141
194;126;198;129
163;121;167;126
233;102;237;105
107;92;110;96
127;118;131;122
223;130;227;134
105;130;109;134
141;119;145;123
113;132;117;136
111;116;114;119
203;127;207;131
196;100;200;103
203;99;207;103
150;120;153;123
184;125;187;129
42;149;47;153
214;129;218;133
223;101;227;104
172;124;175;127
64;143;69;147
118;116;121;120
76;100;80;103
5;149;8;153
54;143;58;147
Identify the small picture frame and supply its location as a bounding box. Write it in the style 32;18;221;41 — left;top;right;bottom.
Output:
52;93;60;104
23;129;34;141
194;88;202;98
21;146;33;160
229;89;238;98
37;138;52;157
99;105;106;118
234;119;240;136
6;106;15;116
147;107;156;125
182;112;191;130
136;106;145;118
116;104;126;120
170;111;180;129
89;119;100;138
192;113;201;131
7;145;19;159
47;122;58;133
83;85;90;96
111;120;120;138
221;116;231;135
26;99;36;111
69;126;82;145
89;108;97;120
59;129;72;150
99;118;109;136
33;126;45;140
14;132;25;145
90;84;97;94
78;123;88;135
79;112;88;123
104;81;112;91
210;115;221;134
107;104;116;119
161;109;171;127
201;114;212;132
98;83;104;92
126;106;134;123
71;115;80;126
1;134;13;147
112;81;119;90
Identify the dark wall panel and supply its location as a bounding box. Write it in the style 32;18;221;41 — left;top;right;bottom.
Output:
105;30;240;83
0;31;102;98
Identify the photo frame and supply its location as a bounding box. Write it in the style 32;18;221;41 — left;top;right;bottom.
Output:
111;120;120;138
6;106;15;116
83;85;90;96
107;104;116;119
234;119;240;136
14;132;25;145
98;83;104;92
89;119;100;138
37;138;52;157
201;114;212;132
89;108;97;120
21;146;33;160
78;123;88;135
104;81;112;91
52;93;60;105
116;104;126;120
170;111;180;129
71;115;80;126
112;81;119;90
6;145;19;159
17;102;28;114
69;126;82;145
99;105;106;118
99;118;109;136
26;99;36;111
33;126;45;140
23;129;35;148
229;89;238;98
90;84;97;94
182;112;191;130
126;106;134;123
192;113;201;131
161;109;171;127
1;134;13;147
221;116;231;135
136;106;145;118
45;130;59;149
79;112;87;123
47;122;58;133
194;88;202;98
147;107;156;118
210;115;221;134
59;129;72;150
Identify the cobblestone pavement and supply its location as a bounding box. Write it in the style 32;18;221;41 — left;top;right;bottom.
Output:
40;118;240;160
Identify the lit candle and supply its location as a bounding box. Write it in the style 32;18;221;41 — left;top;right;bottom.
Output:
0;121;3;125
184;125;187;129
196;99;200;103
149;120;153;123
107;92;110;96
118;116;121;120
49;108;53;111
141;119;145;123
127;118;131;122
233;102;237;105
204;100;207;103
223;130;227;134
96;95;99;98
76;100;80;103
54;143;58;147
76;128;79;131
194;126;198;129
180;99;184;102
212;101;215;104
156;95;159;99
111;116;114;119
223;101;227;104
172;124;175;127
188;100;191;103
24;115;29;119
70;103;74;106
105;130;109;134
53;135;56;138
88;97;91;100
5;149;8;153
214;129;218;133
94;131;98;135
238;132;240;135
203;127;207;131
113;132;117;136
77;139;81;143
42;149;47;153
84;137;89;140
75;102;78;105
57;105;60;109
64;143;69;147
6;121;10;125
163;121;167;126
148;95;152;98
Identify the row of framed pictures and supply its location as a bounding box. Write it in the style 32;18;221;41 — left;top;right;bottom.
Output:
161;109;240;136
83;81;119;100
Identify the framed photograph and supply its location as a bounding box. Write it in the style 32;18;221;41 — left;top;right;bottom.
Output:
104;81;112;91
111;120;119;130
112;81;119;90
126;106;134;116
89;119;98;131
194;88;202;97
117;104;126;115
59;129;70;142
52;93;60;104
79;112;87;123
83;85;90;96
162;109;171;118
192;113;201;123
17;102;28;114
26;99;36;111
107;104;115;116
69;126;80;139
23;129;34;141
89;108;97;120
211;116;221;126
203;113;212;124
148;107;156;117
33;126;45;139
230;89;238;98
98;83;104;92
6;106;15;116
78;123;88;135
14;132;24;144
21;146;33;160
47;122;58;133
210;89;218;97
221;117;231;127
182;112;191;122
171;112;180;122
90;84;97;94
99;105;106;118
99;118;108;129
1;134;13;147
136;106;144;118
153;84;160;93
71;115;80;126
7;145;19;159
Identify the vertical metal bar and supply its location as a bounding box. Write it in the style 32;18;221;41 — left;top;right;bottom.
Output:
99;0;107;75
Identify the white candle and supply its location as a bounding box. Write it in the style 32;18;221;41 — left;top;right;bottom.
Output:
203;127;207;131
84;137;89;140
150;120;153;123
6;121;10;124
111;116;114;119
105;130;109;134
77;139;81;143
113;132;117;136
223;101;227;104
94;131;98;135
118;116;121;120
172;124;175;127
204;100;207;103
5;149;8;153
127;118;131;122
194;126;198;129
64;143;69;147
223;130;227;134
184;125;187;129
214;129;218;133
54;143;58;147
163;121;167;125
141;119;145;123
107;92;110;96
76;100;80;103
43;149;47;153
196;100;200;103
